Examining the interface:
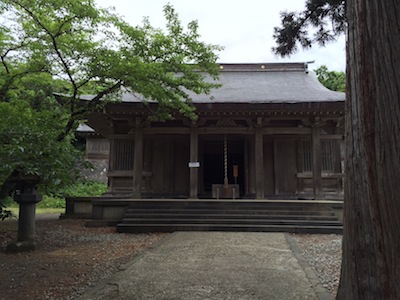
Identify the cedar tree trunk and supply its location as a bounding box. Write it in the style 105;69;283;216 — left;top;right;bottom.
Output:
337;0;400;299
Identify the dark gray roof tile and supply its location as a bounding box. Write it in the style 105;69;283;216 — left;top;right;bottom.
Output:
74;63;345;104
121;67;345;104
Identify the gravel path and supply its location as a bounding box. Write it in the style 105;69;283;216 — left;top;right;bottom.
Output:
0;218;167;300
291;234;342;298
1;217;342;299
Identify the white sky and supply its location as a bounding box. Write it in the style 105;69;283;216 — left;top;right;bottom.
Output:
96;0;346;71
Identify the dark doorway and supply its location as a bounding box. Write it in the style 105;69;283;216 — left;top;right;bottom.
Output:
202;138;245;197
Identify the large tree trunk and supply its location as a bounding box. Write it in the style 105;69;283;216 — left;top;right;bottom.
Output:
337;1;400;299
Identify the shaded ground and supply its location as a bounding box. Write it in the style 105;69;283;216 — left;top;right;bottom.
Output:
0;217;341;299
0;217;167;300
80;232;319;300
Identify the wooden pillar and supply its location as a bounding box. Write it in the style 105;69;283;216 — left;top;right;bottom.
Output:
108;138;115;192
189;127;199;198
244;138;249;195
255;118;264;199
132;126;143;199
312;123;322;199
247;136;256;195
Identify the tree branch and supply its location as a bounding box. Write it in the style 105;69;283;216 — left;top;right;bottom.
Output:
56;80;123;141
0;37;30;75
9;0;78;91
272;0;346;57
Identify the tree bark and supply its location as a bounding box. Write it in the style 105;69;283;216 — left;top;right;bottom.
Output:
337;1;400;299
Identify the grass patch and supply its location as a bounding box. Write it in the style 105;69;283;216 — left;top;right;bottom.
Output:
8;207;64;216
37;208;64;214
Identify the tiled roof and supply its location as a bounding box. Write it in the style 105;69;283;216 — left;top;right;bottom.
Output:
118;63;345;104
76;123;95;133
76;63;345;104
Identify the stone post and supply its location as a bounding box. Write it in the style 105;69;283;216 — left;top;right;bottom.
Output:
6;182;42;253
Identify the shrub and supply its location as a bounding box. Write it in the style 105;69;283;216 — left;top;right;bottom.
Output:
3;181;108;211
37;196;66;209
48;181;107;198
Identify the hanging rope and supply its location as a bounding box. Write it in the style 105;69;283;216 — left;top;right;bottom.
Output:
224;135;228;187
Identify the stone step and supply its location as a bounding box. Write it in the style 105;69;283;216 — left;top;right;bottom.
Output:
117;201;342;234
125;203;333;210
124;208;336;216
121;218;342;226
117;223;343;234
123;213;338;220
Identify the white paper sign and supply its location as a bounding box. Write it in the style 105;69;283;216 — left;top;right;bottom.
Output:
188;162;200;168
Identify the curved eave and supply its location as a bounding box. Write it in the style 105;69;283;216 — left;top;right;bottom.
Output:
118;70;345;104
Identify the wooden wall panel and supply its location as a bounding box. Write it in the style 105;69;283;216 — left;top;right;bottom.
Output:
174;139;190;195
150;137;190;196
274;140;298;195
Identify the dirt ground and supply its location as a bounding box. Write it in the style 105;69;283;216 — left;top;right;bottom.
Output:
0;216;341;300
0;216;167;300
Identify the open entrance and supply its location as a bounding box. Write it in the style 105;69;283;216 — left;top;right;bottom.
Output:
201;137;245;197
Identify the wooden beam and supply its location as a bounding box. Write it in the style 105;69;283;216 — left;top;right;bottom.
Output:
132;127;143;199
262;127;312;135
111;126;331;137
312;125;322;199
189;127;199;198
198;127;254;135
143;127;190;135
297;172;344;179
320;134;344;140
108;171;133;177
109;134;135;139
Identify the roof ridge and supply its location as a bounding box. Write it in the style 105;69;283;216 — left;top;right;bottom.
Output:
218;62;312;72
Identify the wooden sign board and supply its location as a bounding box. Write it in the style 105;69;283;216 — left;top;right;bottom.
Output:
188;162;200;168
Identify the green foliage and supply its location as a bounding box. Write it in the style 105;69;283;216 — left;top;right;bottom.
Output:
314;65;346;92
36;196;65;209
1;0;222;135
46;181;107;198
0;0;221;202
38;181;107;208
0;101;81;188
0;200;13;220
2;181;107;212
272;0;346;56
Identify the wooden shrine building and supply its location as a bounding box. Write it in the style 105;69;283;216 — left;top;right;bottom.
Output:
86;62;345;200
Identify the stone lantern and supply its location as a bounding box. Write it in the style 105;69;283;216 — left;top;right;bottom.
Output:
6;173;42;253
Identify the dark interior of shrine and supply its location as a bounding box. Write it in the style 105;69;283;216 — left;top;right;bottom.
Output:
202;138;245;197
